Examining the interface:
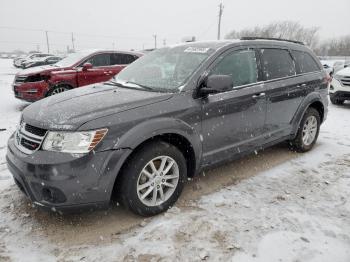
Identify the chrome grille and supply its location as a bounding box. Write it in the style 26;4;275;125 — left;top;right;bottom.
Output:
14;122;47;154
340;76;350;87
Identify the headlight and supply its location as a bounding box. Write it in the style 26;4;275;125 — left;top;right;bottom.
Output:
42;129;108;153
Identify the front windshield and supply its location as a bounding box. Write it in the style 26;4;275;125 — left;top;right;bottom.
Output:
115;45;214;91
55;51;90;67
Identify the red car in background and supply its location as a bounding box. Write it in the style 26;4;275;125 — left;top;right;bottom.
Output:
13;50;143;102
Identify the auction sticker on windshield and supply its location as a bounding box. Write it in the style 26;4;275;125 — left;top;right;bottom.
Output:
184;47;210;53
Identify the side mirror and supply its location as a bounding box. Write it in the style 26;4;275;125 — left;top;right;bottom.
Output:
200;74;233;96
82;62;93;71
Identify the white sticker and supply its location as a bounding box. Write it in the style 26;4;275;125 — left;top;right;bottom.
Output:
184;47;210;53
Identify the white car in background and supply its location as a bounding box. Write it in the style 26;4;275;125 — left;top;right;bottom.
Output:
330;67;350;105
13;53;52;68
321;60;348;77
321;60;334;76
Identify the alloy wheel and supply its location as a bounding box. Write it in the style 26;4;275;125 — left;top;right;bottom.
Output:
51;87;67;95
302;115;318;146
136;156;179;207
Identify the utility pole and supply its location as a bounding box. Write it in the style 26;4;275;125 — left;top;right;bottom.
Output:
217;3;224;40
45;31;50;53
71;32;75;51
153;34;157;49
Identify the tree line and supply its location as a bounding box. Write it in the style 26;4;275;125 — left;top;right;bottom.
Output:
225;21;350;56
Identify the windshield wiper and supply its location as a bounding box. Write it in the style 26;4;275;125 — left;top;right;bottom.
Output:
104;80;124;87
124;81;154;91
106;80;153;91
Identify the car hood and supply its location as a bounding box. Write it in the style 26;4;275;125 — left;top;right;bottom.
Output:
17;65;68;76
22;83;173;131
335;67;350;76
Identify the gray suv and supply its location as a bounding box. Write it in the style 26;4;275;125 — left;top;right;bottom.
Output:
7;38;328;216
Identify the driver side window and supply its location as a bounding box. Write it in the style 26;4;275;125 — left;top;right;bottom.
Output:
211;49;258;88
85;54;111;67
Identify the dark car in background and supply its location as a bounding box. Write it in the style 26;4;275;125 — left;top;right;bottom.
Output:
13;53;52;68
21;56;62;69
7;39;328;216
12;50;142;102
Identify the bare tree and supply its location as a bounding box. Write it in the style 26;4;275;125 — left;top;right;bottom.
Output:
314;35;350;56
225;21;319;48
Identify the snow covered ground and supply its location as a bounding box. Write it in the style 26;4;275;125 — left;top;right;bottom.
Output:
0;58;349;261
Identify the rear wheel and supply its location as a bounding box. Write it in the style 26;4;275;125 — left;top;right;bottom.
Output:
47;85;70;96
289;107;320;152
119;141;187;216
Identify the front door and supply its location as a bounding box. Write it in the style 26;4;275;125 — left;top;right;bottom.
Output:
77;53;114;86
200;48;267;166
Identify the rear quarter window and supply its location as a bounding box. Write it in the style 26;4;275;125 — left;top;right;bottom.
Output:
292;50;320;74
111;53;137;65
260;49;296;80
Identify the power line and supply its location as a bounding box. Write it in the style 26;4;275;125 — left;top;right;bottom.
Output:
0;25;161;40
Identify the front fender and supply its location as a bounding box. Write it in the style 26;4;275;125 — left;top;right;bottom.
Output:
114;117;202;170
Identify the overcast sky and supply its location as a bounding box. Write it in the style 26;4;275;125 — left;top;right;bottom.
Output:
0;0;349;52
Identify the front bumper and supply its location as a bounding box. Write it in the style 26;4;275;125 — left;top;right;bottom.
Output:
6;134;131;212
13;81;49;102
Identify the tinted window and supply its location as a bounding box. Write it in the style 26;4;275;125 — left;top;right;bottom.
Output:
292;51;320;74
261;49;296;80
87;54;110;67
111;53;137;65
211;49;258;88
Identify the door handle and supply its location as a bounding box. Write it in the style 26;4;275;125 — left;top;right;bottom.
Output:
104;72;111;76
252;92;266;98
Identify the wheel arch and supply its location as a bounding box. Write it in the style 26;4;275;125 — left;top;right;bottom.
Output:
291;93;325;136
108;119;202;201
45;81;74;97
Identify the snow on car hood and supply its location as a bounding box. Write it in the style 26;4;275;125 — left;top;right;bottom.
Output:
16;65;65;76
22;83;173;130
335;67;350;76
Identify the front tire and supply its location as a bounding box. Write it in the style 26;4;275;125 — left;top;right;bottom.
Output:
289;107;320;152
46;85;70;96
330;96;344;105
119;141;187;216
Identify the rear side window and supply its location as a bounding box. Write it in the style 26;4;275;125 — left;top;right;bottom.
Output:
292;51;320;74
87;54;111;67
261;49;296;80
211;49;258;88
111;53;137;65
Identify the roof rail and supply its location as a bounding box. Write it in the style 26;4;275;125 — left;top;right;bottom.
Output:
240;37;304;45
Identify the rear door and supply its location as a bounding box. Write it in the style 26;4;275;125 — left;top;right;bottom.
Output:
259;47;302;141
109;53;139;76
77;53;112;86
201;48;267;166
